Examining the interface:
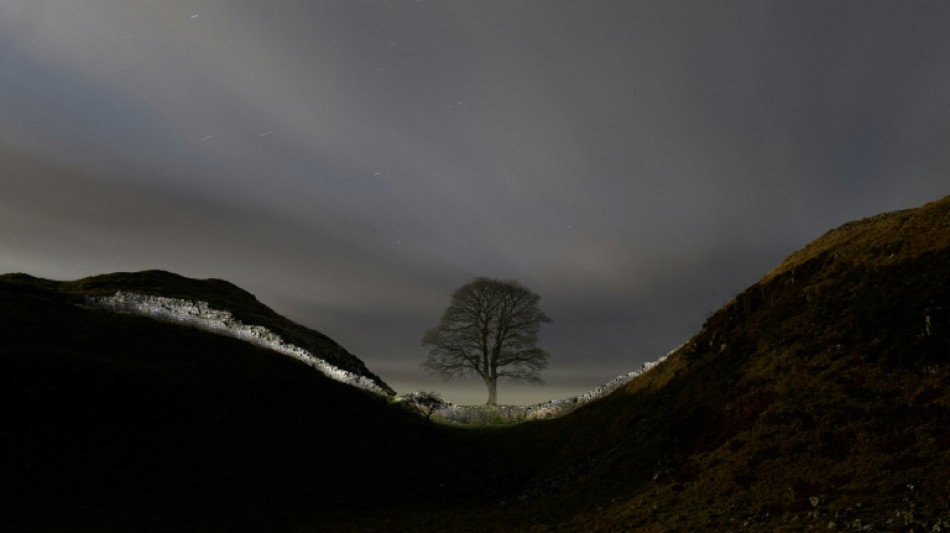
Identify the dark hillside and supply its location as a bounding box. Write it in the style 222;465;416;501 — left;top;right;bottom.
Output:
461;196;950;531
0;270;393;394
0;280;515;531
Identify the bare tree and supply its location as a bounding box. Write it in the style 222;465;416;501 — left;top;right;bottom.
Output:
422;277;551;405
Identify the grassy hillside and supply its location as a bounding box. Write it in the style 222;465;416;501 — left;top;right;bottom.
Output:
3;195;949;531
468;195;950;531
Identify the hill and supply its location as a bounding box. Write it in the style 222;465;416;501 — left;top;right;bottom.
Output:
0;270;394;395
2;195;949;531
455;195;950;531
0;274;511;531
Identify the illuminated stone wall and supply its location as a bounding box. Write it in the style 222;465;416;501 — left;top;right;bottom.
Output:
87;291;388;396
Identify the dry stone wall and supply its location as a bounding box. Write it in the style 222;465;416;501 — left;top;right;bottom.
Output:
424;346;678;423
87;291;388;396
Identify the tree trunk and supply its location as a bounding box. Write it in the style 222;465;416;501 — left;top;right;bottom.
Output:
486;378;497;406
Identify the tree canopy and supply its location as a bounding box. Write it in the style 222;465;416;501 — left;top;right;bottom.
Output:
421;277;550;405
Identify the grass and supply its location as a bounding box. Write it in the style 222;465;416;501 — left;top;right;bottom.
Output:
2;194;950;531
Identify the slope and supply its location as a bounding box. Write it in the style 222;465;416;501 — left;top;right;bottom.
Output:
459;195;950;531
0;278;520;531
1;270;394;395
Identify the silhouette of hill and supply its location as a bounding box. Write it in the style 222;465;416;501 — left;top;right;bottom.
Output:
2;195;949;531
1;270;393;394
0;275;417;531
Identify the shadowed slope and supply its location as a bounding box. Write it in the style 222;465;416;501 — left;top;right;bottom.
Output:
472;195;950;531
0;270;394;395
0;280;509;531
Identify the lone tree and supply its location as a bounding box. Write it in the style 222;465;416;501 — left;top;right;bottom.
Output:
422;277;551;405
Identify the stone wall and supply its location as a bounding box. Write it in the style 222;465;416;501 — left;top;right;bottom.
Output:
422;345;679;424
87;291;388;396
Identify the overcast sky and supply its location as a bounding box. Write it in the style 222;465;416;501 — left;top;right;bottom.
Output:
2;1;948;404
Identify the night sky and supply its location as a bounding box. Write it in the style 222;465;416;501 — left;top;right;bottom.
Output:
2;1;949;404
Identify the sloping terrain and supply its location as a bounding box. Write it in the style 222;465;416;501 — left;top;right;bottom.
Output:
0;279;394;531
0;278;517;531
3;196;949;531
456;195;950;531
1;270;394;395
